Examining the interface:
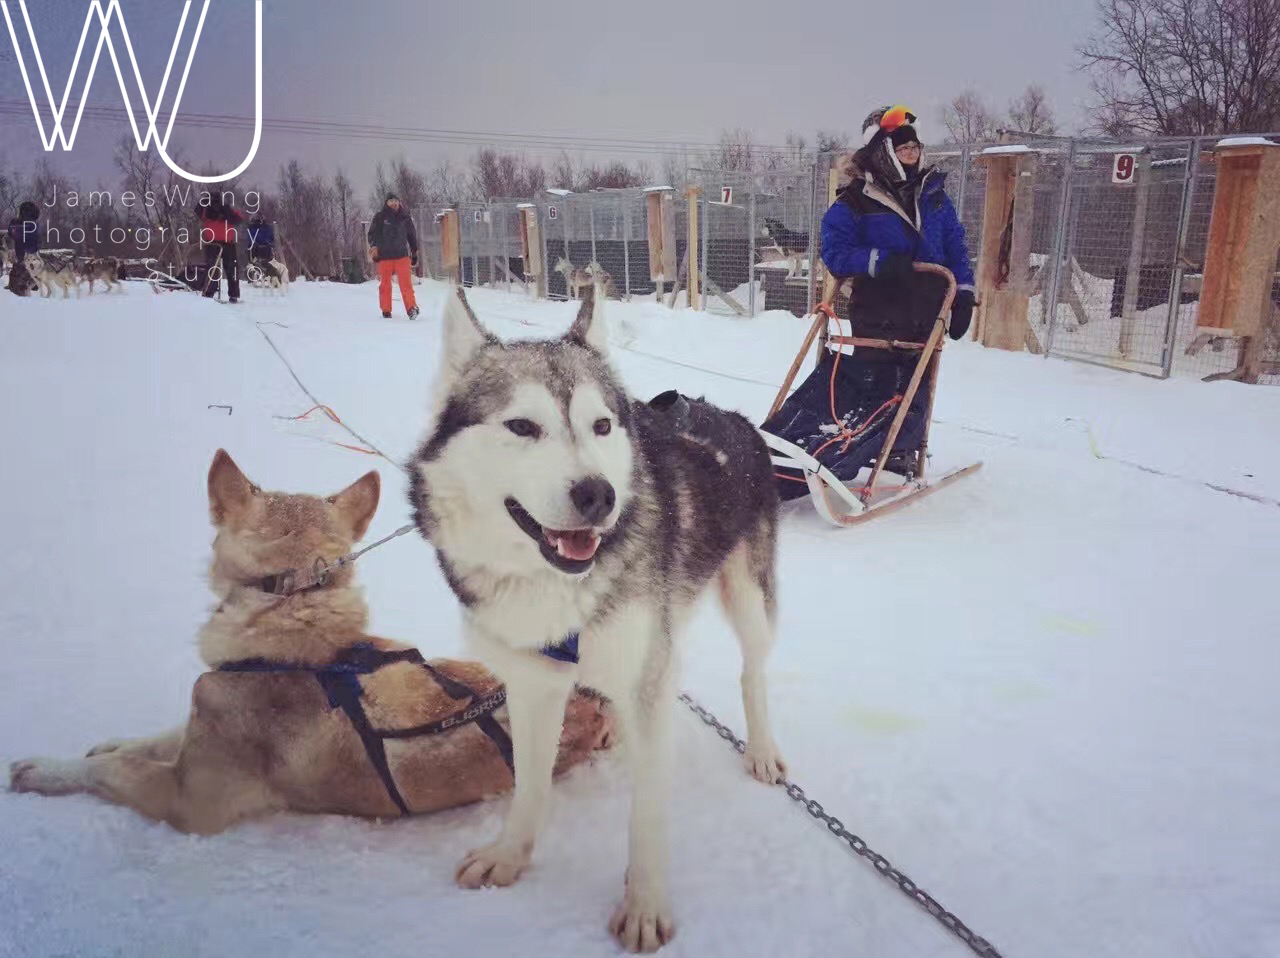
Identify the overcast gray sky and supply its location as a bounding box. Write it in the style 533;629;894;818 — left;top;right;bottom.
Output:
1;0;1098;195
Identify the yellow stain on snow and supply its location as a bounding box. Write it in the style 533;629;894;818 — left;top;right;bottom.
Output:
1043;615;1100;638
991;682;1044;704
841;706;924;735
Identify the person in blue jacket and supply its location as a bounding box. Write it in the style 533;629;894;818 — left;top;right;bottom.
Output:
821;105;976;339
247;215;275;264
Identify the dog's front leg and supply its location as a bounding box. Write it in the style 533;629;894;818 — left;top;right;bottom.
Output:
456;662;574;889
609;674;676;953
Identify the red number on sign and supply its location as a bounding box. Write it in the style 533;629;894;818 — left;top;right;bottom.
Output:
1114;154;1135;182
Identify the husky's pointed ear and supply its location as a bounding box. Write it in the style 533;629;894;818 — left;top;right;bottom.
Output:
328;469;381;542
208;449;257;527
566;279;608;352
440;285;492;382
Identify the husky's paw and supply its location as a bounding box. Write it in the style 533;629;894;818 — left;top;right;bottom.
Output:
743;742;787;784
455;842;531;889
609;894;675;953
9;757;87;795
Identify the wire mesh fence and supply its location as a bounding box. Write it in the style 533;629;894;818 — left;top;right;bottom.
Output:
401;131;1280;385
1035;140;1190;374
689;166;816;318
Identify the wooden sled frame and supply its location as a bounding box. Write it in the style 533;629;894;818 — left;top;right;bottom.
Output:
759;262;983;526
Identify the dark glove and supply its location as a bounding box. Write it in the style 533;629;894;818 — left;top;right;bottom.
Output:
949;289;975;340
411;251;419;268
875;251;914;282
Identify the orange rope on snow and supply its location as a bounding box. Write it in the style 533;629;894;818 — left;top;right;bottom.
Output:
277;405;379;457
280;404;342;424
329;440;379;455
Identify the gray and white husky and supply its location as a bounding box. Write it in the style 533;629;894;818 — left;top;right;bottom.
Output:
408;284;785;952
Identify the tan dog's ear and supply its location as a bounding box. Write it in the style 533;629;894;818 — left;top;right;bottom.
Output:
328;470;381;541
208;449;256;526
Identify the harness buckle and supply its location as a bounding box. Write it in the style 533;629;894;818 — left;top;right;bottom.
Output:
268;569;297;595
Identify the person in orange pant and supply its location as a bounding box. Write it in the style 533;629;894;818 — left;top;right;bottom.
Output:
367;193;420;319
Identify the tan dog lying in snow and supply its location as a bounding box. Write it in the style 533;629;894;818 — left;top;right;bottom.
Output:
9;450;610;833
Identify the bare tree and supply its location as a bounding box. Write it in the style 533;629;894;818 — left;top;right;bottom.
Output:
470;149;546;199
1006;85;1058;135
660;153;686;189
112;136;202;266
0;157;23;223
549;152;577;191
941;89;999;143
371;158;429;212
815;130;850;154
333;169;363;264
425;159;472;207
278;160;340;278
1080;0;1280;134
710;128;758;172
576;161;645;191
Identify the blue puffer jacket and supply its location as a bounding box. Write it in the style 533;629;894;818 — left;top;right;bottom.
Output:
821;169;975;291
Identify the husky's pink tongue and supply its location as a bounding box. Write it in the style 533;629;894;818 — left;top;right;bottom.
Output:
545;529;600;561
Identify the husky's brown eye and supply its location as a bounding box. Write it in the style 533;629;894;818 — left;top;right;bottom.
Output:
504;418;541;439
593;418;612;436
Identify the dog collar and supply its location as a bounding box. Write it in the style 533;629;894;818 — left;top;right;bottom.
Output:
540;632;580;664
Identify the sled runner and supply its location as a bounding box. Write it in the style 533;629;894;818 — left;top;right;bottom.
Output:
759;262;982;525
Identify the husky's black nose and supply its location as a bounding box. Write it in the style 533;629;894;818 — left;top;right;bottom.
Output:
569;476;615;525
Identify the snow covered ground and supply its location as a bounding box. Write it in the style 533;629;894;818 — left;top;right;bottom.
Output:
1;278;1278;958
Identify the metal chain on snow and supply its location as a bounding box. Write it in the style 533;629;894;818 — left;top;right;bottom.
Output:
678;693;1004;958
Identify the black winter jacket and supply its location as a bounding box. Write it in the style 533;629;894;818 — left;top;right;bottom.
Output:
367;206;419;261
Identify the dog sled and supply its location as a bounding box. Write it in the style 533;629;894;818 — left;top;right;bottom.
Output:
759;262;982;525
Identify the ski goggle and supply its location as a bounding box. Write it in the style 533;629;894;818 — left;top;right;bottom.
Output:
879;105;917;133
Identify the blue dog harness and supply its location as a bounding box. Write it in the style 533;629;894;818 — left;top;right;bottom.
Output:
540;632;580;664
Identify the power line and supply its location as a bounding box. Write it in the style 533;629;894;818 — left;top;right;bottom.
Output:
0;97;804;157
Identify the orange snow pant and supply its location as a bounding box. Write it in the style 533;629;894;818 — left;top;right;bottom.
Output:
378;257;417;315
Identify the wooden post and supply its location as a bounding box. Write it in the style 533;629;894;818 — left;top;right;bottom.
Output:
1118;151;1153;357
439;210;461;283
686;185;701;310
518;206;545;298
1196;141;1280;383
646;189;677;299
975;148;1040;352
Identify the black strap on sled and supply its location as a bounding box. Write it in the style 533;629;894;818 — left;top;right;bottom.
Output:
218;642;514;816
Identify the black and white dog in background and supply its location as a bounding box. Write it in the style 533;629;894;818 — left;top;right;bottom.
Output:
760;217;810;277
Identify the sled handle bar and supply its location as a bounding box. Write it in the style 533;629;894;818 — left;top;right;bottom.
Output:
767;264;957;422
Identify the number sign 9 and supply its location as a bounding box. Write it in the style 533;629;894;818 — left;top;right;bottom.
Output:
1112;153;1137;185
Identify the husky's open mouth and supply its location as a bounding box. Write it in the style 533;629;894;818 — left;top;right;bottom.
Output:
505;498;602;574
